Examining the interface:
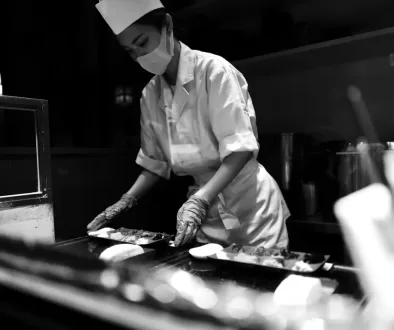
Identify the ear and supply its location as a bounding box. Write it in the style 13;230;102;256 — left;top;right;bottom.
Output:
165;13;173;34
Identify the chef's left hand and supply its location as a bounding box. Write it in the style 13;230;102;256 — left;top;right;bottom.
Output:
174;194;210;247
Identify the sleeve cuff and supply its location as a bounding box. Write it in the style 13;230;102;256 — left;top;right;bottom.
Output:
136;149;171;180
218;132;259;161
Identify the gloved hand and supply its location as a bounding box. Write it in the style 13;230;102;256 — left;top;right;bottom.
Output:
87;194;138;232
174;195;210;247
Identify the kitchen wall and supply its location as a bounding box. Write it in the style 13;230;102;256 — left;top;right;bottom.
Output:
2;1;393;263
0;148;350;263
233;28;394;143
0;204;54;244
0;147;193;241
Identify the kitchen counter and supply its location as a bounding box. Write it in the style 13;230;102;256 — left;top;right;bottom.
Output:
0;234;367;330
54;236;365;302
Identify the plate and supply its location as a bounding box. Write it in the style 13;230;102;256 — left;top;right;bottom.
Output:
189;244;224;260
88;227;173;250
99;244;145;262
208;244;330;274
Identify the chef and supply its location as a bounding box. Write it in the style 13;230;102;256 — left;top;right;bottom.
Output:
88;0;290;248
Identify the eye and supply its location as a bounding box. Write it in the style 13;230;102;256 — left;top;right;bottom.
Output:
139;39;148;47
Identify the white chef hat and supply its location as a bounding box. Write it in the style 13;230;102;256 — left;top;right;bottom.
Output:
96;0;164;35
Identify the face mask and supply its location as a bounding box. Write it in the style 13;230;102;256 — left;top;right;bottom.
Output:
137;26;174;75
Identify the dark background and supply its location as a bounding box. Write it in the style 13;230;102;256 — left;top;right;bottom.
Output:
0;0;394;263
1;0;394;147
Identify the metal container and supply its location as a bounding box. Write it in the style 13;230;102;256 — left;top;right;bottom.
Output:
302;181;318;216
337;143;386;197
280;133;294;192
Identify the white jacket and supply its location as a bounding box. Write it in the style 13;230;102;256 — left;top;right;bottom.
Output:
136;42;290;248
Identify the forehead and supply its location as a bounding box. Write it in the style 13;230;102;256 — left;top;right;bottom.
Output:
116;23;158;47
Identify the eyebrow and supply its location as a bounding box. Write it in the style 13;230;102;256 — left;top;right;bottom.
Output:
127;33;144;50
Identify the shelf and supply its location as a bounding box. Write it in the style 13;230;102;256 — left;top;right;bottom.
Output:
287;217;342;235
232;26;394;77
0;147;137;156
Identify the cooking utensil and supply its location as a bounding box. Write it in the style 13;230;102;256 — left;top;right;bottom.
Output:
302;181;318;216
347;86;379;143
347;85;394;215
347;85;388;186
280;133;294;192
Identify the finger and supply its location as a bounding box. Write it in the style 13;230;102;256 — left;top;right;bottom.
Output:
174;207;186;247
174;230;186;247
105;206;120;220
181;223;196;246
182;231;195;246
87;213;107;231
174;221;188;247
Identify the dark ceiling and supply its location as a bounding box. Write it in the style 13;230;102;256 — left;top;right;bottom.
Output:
158;0;394;61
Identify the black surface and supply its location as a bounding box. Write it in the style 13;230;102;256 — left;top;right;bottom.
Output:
0;236;365;330
55;237;365;301
0;283;131;330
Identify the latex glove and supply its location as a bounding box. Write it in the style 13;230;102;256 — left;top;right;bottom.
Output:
174;195;210;247
87;194;138;232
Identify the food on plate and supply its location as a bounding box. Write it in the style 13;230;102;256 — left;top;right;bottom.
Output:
152;233;165;241
250;246;266;256
99;244;144;262
252;247;299;259
122;236;135;243
292;260;314;272
232;244;244;253
234;253;258;264
279;248;299;260
219;245;326;272
189;244;224;259
89;227;171;245
136;238;150;245
253;247;274;257
271;255;285;264
109;232;125;241
303;253;325;264
216;251;230;260
261;258;284;268
88;227;115;237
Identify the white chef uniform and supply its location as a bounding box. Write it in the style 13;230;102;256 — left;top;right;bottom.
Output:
136;42;290;248
96;0;290;248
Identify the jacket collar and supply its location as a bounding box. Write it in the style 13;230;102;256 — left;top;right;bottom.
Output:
158;42;196;121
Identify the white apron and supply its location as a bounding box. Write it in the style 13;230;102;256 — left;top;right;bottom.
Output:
136;42;290;248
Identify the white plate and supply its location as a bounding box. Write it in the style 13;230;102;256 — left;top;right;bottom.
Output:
99;244;144;262
189;244;224;260
88;227;115;237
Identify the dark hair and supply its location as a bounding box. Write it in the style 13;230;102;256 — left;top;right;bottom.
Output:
134;8;168;31
134;8;189;41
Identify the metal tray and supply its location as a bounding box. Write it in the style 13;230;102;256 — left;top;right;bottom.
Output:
208;244;330;274
88;227;173;250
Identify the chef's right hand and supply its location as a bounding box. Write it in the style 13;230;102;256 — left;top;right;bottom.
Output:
87;193;138;232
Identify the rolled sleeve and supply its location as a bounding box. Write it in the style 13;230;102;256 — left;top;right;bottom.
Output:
136;96;171;180
219;132;258;161
208;62;259;161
